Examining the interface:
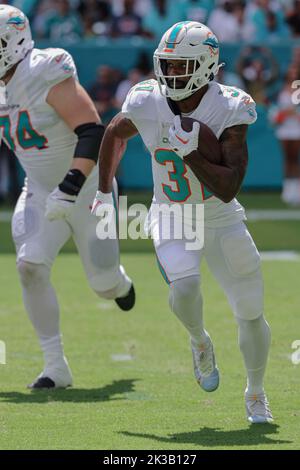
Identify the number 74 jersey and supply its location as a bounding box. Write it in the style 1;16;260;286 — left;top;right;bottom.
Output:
0;47;77;191
122;79;257;228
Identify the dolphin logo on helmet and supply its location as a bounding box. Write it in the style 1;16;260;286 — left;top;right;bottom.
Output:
7;15;26;31
202;36;219;50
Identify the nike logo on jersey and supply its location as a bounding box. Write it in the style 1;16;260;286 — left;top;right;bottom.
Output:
55;55;64;63
175;134;189;145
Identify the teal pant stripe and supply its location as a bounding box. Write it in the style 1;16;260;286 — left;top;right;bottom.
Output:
112;185;119;232
156;257;170;285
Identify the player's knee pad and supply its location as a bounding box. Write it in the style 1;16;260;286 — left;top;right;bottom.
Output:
236;314;265;330
169;275;200;312
231;279;264;321
156;240;200;283
17;260;50;289
220;227;261;278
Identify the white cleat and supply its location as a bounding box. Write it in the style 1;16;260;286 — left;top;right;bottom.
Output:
191;338;219;392
245;392;274;424
28;357;73;389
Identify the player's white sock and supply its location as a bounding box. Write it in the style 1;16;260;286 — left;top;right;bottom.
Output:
237;315;271;396
169;276;210;344
17;261;64;360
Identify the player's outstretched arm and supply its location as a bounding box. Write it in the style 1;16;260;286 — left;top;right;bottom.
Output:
45;77;105;221
91;113;138;215
99;113;138;192
184;124;249;203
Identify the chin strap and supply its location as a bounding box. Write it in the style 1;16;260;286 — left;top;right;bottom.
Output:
208;62;225;82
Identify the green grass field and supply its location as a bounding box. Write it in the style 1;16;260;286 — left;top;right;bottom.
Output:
0;253;299;450
0;192;300;450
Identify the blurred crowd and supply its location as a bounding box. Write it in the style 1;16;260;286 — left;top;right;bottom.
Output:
3;0;300;43
2;41;300;204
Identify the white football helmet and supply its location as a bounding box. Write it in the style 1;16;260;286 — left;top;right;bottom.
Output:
0;5;34;79
154;21;220;101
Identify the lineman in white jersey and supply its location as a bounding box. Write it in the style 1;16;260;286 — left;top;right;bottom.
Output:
0;5;135;389
92;21;274;423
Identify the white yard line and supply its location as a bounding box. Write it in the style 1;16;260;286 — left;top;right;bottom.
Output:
1;209;300;222
111;354;134;362
246;210;300;221
119;209;300;222
0;211;12;222
260;251;300;261
1;209;299;260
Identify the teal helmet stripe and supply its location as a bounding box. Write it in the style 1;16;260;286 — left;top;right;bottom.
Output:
156;257;170;285
167;21;191;49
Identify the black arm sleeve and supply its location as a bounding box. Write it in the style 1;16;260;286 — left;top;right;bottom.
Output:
74;122;105;163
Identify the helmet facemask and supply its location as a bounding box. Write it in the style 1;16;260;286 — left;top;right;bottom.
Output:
0;33;18;78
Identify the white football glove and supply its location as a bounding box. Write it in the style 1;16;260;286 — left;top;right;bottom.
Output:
169;115;200;159
45;187;77;221
91;190;114;218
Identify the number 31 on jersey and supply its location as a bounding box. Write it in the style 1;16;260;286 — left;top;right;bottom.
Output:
155;149;213;202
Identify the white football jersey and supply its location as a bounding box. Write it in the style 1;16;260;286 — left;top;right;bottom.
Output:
0;48;80;192
122;79;257;227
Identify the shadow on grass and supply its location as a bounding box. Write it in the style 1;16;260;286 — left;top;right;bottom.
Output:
0;379;138;403
120;424;292;447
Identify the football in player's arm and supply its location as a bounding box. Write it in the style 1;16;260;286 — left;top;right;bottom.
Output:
93;115;249;204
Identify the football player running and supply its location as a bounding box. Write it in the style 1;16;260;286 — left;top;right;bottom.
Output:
92;21;273;423
0;5;135;389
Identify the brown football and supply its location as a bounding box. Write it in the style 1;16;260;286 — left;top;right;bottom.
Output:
181;116;222;165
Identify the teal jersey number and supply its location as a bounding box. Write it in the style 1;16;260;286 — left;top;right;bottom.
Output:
134;80;155;92
0;110;48;151
155;149;213;202
0;115;15;151
17;111;48;150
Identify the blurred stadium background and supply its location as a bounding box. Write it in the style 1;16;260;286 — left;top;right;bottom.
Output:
1;0;300;254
